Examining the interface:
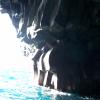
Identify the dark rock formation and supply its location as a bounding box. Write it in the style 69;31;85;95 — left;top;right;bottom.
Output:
1;0;100;96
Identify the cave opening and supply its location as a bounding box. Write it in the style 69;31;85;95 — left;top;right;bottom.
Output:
0;11;35;86
0;10;57;91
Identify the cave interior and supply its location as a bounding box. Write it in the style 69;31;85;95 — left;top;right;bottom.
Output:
0;0;100;96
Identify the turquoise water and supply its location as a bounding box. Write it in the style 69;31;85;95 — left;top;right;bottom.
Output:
0;69;94;100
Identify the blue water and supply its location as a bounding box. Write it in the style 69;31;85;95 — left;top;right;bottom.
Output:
0;69;94;100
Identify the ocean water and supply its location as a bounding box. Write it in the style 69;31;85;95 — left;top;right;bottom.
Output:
0;68;95;100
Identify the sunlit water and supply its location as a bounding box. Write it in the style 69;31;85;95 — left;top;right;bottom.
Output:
0;69;88;100
0;12;95;100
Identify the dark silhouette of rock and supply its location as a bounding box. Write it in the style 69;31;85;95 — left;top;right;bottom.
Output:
1;0;100;96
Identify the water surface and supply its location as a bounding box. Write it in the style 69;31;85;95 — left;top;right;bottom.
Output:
0;69;95;100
